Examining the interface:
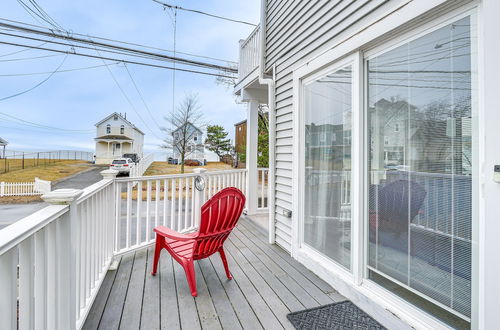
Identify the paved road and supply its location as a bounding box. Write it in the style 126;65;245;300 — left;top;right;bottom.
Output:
0;166;107;230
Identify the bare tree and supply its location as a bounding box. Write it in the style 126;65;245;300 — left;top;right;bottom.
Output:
161;93;204;173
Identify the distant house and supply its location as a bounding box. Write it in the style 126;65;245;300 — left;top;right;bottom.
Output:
0;137;7;158
94;112;144;164
234;119;247;155
172;122;204;164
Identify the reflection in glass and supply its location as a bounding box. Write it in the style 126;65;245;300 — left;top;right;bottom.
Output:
304;66;352;270
367;16;473;328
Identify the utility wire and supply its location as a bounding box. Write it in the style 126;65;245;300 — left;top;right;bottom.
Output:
0;17;237;64
0;53;68;101
0;61;119;76
0;53;62;62
0;21;237;73
0;40;236;78
0;110;93;132
95;48;162;140
0;40;46;57
151;0;257;26
123;63;163;131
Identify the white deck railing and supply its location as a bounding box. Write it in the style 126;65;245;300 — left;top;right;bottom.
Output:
0;177;51;197
257;168;269;211
130;153;154;177
0;168;252;329
238;25;260;82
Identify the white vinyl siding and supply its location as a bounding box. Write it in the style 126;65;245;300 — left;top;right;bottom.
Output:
266;0;408;251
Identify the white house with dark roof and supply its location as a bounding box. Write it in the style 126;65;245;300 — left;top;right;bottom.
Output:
172;122;205;164
94;112;144;164
0;137;7;158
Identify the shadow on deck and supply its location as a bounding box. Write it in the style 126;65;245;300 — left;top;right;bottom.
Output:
83;217;345;330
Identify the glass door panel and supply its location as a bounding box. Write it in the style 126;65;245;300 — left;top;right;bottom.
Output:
303;65;352;270
366;16;474;328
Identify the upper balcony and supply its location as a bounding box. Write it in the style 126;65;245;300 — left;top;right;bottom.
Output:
236;25;261;90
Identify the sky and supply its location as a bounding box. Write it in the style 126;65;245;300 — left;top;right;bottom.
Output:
0;0;260;158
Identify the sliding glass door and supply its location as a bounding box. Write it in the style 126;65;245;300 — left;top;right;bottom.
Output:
366;16;474;328
303;65;353;270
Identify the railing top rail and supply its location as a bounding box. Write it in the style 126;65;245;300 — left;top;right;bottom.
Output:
240;25;260;48
117;168;247;182
0;204;68;255
77;178;114;204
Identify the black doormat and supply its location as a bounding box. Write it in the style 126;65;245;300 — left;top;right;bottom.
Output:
287;301;387;330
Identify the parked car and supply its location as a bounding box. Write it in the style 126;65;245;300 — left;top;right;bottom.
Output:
167;157;178;165
185;159;202;166
122;153;140;163
110;158;134;175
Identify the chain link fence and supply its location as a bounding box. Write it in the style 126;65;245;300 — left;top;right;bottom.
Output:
0;150;93;174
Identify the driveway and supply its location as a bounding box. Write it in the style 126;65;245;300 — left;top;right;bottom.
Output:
0;166;107;230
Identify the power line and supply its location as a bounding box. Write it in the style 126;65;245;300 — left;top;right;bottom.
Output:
123;63;163;131
0;53;68;101
0;17;237;64
0;20;238;73
0;40;236;78
0;53;62;62
0;61;120;76
151;0;257;27
0;111;93;132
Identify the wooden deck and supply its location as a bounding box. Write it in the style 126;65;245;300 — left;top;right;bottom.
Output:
83;217;345;330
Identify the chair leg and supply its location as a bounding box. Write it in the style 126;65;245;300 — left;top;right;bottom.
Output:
182;260;197;297
218;247;232;280
151;236;162;276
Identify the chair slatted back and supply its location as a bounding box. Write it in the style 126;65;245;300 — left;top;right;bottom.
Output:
193;187;245;259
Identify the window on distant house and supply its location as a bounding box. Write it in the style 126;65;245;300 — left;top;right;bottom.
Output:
194;136;197;142
120;125;124;134
395;123;399;132
106;124;111;134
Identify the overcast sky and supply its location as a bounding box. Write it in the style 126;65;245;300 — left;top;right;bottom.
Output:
0;0;259;157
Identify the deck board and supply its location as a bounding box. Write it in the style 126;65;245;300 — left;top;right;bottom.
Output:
83;217;345;329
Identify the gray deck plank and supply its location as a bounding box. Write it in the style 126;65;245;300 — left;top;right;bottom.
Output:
82;257;120;330
120;249;147;330
173;260;202;330
205;256;263;330
230;230;320;310
159;253;180;330
227;235;305;311
210;245;284;330
193;262;222;330
223;239;294;330
238;220;338;301
198;258;244;330
98;253;134;330
140;247;161;329
86;217;347;330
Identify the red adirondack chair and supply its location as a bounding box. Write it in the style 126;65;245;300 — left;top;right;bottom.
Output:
151;187;246;296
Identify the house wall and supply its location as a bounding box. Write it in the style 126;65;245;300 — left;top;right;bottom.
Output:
265;0;470;252
95;116;144;163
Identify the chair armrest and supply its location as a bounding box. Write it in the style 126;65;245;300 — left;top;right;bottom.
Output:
154;226;194;241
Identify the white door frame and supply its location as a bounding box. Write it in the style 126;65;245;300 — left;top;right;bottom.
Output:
291;4;479;329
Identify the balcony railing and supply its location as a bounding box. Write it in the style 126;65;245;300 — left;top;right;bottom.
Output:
238;25;260;82
0;168;249;329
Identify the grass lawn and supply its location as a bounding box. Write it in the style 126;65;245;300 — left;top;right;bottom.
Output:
0;160;93;204
144;161;232;176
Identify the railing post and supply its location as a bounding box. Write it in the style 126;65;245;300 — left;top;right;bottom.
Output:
246;99;259;215
42;189;83;329
0;181;4;197
193;168;207;228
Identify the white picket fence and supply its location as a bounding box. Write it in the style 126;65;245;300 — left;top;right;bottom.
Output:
130;154;154;177
0;177;51;197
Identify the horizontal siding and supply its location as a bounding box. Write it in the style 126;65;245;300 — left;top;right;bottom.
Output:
266;0;407;251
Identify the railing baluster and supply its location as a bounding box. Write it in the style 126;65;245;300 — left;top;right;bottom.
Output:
177;178;183;231
46;222;57;329
19;237;34;330
171;179;176;230
0;248;17;329
114;182;121;253
136;181;142;246
146;180;152;242
126;181;132;249
163;179;168;226
184;177;189;229
155;179;160;229
34;230;47;327
191;176;195;228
